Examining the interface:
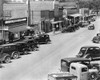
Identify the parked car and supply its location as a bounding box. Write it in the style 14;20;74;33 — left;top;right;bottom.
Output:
92;33;100;43
88;24;95;30
24;39;39;51
15;38;39;55
34;32;51;44
15;41;30;55
81;21;89;27
76;46;100;60
0;43;20;63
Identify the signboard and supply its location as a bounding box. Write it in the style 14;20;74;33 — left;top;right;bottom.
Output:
5;18;27;24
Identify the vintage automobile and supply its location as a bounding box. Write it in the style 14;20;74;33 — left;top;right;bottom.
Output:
0;43;20;63
24;39;39;51
15;41;31;55
61;57;100;72
34;32;51;44
81;21;89;27
76;46;100;60
61;57;91;72
50;62;100;80
92;33;100;43
88;24;95;30
15;39;39;55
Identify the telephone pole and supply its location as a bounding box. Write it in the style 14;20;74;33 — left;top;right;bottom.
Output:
0;0;4;39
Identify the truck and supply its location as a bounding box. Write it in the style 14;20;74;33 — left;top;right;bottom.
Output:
48;62;100;80
61;57;91;72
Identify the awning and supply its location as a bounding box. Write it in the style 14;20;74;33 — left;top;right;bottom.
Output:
9;25;34;33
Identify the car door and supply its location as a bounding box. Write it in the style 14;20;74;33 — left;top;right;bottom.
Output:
86;48;93;58
89;47;99;59
4;46;10;55
93;47;100;59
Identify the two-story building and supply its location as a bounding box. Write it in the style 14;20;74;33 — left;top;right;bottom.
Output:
1;0;59;41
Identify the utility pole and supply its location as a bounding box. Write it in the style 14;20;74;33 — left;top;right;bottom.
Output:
28;0;31;26
0;0;4;39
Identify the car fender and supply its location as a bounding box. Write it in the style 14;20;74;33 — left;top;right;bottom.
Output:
1;53;10;61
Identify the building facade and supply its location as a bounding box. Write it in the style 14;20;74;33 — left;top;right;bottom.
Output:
1;0;79;40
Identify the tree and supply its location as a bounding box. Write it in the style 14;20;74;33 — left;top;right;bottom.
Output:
78;0;100;15
92;0;100;15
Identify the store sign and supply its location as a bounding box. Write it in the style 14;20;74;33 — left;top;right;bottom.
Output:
67;8;78;15
5;18;27;24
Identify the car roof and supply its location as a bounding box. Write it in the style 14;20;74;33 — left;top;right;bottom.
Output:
14;41;26;44
61;57;90;63
0;43;16;48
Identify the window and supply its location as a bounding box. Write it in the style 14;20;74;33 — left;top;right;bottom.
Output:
82;68;88;72
61;61;67;67
71;66;76;70
79;47;87;55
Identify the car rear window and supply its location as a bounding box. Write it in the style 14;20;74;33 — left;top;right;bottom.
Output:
82;68;88;72
61;61;67;67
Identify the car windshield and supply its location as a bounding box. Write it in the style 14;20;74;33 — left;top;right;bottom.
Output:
79;47;87;55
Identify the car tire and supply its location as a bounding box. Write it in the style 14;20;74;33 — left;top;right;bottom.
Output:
89;72;98;80
12;52;20;59
24;51;28;54
4;56;11;63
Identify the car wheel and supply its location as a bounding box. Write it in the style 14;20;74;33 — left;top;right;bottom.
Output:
45;39;48;44
24;50;28;55
4;56;11;63
12;52;19;59
28;47;32;51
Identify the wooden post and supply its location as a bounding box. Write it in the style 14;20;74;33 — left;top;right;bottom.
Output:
52;23;55;34
28;0;31;26
59;21;62;32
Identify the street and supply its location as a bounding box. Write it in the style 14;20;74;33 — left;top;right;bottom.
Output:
0;18;100;80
